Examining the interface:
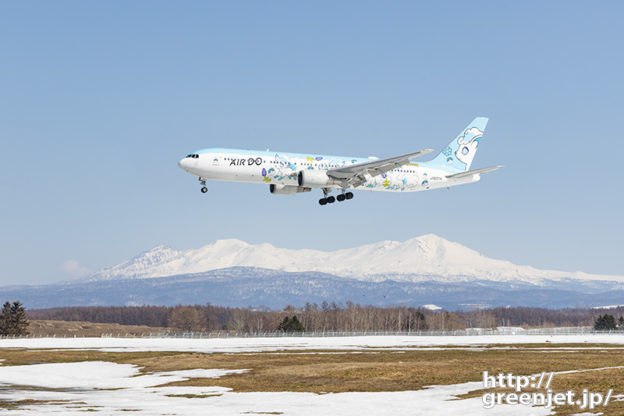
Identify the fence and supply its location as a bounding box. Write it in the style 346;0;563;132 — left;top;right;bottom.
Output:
132;327;617;338
3;326;624;339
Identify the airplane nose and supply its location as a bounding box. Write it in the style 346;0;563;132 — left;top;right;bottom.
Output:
178;158;189;171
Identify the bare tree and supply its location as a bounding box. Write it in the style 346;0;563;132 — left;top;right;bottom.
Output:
168;306;202;331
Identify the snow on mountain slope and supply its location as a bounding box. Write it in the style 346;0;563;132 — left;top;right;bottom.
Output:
88;234;623;283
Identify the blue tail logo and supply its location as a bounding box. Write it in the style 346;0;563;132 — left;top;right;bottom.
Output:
427;117;488;173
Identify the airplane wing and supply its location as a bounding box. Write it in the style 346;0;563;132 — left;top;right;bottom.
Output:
327;149;434;187
446;165;504;179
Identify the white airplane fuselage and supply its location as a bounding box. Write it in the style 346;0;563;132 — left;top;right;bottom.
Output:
178;118;499;202
178;148;480;194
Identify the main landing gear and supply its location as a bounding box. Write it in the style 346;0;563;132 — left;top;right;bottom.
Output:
319;189;354;205
199;178;208;193
336;192;354;202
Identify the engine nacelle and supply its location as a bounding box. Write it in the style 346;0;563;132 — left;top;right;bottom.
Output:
269;184;312;195
297;170;340;188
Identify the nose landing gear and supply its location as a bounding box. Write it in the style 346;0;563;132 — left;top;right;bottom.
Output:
199;178;208;194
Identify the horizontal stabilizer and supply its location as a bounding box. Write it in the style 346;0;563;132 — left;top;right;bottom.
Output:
446;165;503;179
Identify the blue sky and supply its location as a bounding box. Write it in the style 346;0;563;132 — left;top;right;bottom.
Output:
1;1;622;285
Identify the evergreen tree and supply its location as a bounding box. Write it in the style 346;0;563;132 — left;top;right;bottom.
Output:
414;310;427;330
277;316;291;332
0;301;29;336
276;315;305;332
594;314;617;330
288;315;305;332
0;302;11;335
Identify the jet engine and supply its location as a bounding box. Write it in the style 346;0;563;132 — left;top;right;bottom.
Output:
297;170;340;188
269;184;312;195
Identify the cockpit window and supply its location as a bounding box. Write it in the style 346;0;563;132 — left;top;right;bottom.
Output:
185;154;199;159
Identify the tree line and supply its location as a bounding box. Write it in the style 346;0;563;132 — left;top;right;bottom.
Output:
26;302;623;333
1;301;29;336
29;302;430;332
594;314;624;330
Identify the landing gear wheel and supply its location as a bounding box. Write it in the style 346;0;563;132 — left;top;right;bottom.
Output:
319;198;327;205
345;192;354;200
337;194;346;202
198;177;207;194
326;196;335;203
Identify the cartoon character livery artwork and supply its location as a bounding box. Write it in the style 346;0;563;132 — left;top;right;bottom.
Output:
178;117;502;206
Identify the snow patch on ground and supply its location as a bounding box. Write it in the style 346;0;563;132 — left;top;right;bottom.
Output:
1;336;623;415
1;334;624;353
0;361;550;416
0;361;246;389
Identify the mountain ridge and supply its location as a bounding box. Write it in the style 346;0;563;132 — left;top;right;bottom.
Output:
88;234;623;283
5;266;624;310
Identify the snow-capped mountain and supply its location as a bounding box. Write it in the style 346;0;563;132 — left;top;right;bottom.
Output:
88;234;623;283
4;235;623;310
8;267;624;310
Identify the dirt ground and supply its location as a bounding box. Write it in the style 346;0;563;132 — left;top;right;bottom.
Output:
0;343;623;415
24;320;169;337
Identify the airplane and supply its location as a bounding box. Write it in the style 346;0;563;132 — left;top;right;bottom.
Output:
178;117;502;205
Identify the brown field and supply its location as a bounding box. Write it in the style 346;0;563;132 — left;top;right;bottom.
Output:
25;320;169;337
1;343;624;415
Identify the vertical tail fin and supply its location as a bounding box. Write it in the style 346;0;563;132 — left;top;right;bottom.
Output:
427;117;489;173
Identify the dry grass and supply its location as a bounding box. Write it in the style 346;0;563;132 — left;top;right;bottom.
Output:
542;367;624;415
26;320;169;337
165;393;223;398
164;349;624;400
0;349;180;367
0;399;87;409
456;366;624;415
2;344;624;414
